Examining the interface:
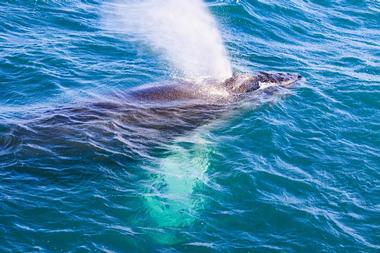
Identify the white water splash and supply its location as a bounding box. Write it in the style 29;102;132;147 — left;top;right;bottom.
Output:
102;0;232;82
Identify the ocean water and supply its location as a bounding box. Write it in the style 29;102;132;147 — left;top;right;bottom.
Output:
1;0;380;252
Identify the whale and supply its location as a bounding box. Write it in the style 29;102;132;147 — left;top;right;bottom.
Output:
127;72;301;103
4;72;301;165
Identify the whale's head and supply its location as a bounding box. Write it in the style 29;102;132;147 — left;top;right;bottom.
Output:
223;72;301;95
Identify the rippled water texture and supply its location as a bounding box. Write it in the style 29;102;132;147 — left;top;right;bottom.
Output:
1;0;379;252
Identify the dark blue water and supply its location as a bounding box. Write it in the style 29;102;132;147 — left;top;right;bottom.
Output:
1;0;379;252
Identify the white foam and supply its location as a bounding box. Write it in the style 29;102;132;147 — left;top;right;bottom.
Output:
258;81;278;90
102;0;232;82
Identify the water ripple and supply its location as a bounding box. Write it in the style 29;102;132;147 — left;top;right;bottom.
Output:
1;0;379;252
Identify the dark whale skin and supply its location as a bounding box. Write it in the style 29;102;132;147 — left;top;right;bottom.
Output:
126;72;301;103
5;72;301;164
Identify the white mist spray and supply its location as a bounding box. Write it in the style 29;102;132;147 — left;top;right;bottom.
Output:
103;0;232;82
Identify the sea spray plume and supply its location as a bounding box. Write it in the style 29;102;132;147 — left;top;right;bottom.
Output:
103;0;232;82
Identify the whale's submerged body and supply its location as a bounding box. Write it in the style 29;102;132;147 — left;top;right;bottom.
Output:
7;72;301;161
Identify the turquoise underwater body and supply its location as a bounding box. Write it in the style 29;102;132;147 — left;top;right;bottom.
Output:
0;0;379;252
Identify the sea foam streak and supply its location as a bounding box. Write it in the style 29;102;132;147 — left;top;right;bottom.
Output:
103;0;232;82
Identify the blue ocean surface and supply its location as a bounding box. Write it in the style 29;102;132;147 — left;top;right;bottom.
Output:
1;0;379;252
